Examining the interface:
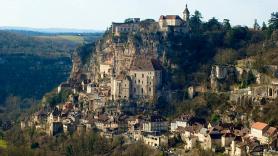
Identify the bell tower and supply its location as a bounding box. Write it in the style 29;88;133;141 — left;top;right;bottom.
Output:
183;4;190;22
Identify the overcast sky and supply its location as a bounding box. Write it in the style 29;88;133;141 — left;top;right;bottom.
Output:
0;0;277;30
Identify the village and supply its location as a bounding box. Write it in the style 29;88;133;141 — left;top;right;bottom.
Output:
20;5;278;156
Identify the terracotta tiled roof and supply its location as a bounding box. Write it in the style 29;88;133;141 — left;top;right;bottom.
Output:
116;74;125;81
265;127;277;137
251;122;268;130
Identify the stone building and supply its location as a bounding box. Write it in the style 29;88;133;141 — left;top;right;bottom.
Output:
267;84;278;99
250;122;277;144
129;58;162;101
142;114;168;133
112;18;140;36
99;64;112;79
210;65;238;92
158;5;190;32
111;74;131;100
143;133;168;148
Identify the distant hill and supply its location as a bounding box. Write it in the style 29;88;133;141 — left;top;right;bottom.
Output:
0;30;103;56
0;30;102;104
0;26;103;34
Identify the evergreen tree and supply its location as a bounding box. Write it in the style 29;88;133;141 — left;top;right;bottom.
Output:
223;19;231;30
253;19;260;30
269;12;278;30
262;22;267;31
189;10;203;32
206;17;222;31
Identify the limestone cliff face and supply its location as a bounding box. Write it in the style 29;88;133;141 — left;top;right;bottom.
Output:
70;24;165;83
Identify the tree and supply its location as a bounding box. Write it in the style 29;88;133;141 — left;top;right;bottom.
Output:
30;142;39;149
224;26;250;49
223;19;231;30
189;10;203;32
269;12;278;30
214;48;238;65
240;70;256;88
65;144;74;156
205;17;222;31
253;19;260;30
262;22;267;31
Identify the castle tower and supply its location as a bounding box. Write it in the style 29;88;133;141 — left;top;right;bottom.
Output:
183;4;190;22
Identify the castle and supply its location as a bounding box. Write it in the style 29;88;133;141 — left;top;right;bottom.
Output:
112;4;191;36
158;4;190;32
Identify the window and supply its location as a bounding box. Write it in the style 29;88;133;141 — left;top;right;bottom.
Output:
141;88;144;94
134;88;136;93
149;87;151;92
138;80;140;83
142;74;144;78
134;74;137;78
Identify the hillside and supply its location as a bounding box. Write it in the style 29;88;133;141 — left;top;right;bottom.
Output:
0;30;102;55
0;9;278;156
0;30;102;105
69;12;278;120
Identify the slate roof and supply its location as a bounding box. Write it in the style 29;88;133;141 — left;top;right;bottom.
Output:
146;115;167;122
130;57;163;71
159;15;183;20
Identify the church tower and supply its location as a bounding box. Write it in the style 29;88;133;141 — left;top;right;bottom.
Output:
183;4;190;22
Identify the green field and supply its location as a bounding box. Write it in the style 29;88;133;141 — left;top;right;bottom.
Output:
36;35;85;43
0;139;7;149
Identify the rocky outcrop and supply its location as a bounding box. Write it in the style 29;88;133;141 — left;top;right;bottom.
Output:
70;23;165;84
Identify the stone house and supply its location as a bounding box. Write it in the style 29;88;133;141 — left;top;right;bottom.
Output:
33;110;47;124
142;133;168;148
112;18;140;36
142;115;168;133
94;114;110;131
111;74;131;100
87;83;97;94
116;114;129;133
196;128;210;143
127;116;143;132
251;122;270;141
47;108;61;124
221;132;236;152
208;132;222;150
184;136;198;150
129;58;163;101
99;64;112;79
170;114;193;132
251;122;278;145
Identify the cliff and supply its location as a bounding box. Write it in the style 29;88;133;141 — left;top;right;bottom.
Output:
70;21;166;84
